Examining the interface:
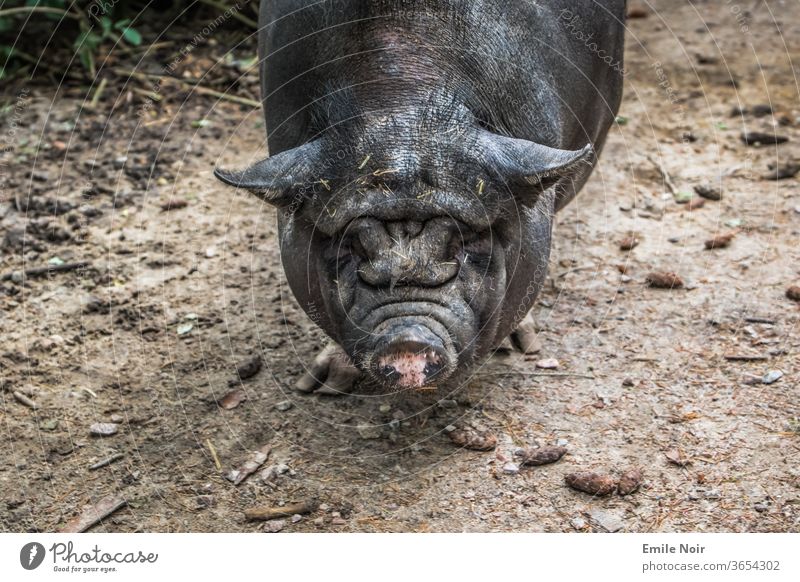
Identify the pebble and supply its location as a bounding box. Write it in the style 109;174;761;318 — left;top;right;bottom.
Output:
754;503;769;513
502;462;520;475
762;370;783;385
379;404;392;413
331;517;347;526
535;358;560;370
694;183;722;201
89;423;119;437
357;424;382;440
275;400;293;412
570;516;587;531
263;519;286;533
313;517;325;526
291;514;303;523
588;509;624;533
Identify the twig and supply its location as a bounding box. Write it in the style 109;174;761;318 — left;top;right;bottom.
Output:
480;371;596;380
197;0;258;28
0;7;80;19
1;261;91;282
89;77;108;109
112;67;261;108
245;499;318;521
191;85;261;108
13;391;39;409
646;154;678;195
60;495;127;533
206;439;222;472
89;453;124;471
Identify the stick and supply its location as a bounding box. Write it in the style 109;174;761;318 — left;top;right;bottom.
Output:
244;499;318;521
60;495;127;533
480;371;596;380
112;67;261;108
12;391;39;409
197;0;258;28
89;453;124;471
647;154;678;195
1;261;90;281
89;77;108;109
206;439;222;472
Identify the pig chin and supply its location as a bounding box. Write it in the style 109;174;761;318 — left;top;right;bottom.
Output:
346;301;469;391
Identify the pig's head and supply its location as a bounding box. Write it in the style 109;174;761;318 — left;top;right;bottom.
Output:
216;106;591;392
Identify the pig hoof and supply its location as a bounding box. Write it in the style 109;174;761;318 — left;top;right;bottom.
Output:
510;315;541;354
295;343;361;396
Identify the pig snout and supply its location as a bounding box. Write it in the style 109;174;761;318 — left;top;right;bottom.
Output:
350;217;460;288
369;322;455;389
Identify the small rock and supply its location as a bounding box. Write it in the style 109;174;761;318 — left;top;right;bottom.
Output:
588;509;624;533
275;400;293;412
263;519;286;533
617;469;643;496
762;370;783;385
786;286;800;302
754;503;769;513
313;517;325;526
535;358;560;370
565;472;616;496
686;197;705;211
764;160;800;180
236;355;262;381
110;414;124;423
379;404;392;413
741;131;789;146
502;462;520;475
619;236;639;251
331;517;347;526
694;183;722;201
291;514;303;523
89;423;119;437
570;516;587;531
646;271;684;289
665;448;691;467
218;389;247;410
704;231;736;250
357;424;382;440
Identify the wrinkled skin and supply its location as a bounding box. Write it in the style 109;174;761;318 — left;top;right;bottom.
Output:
216;0;625;393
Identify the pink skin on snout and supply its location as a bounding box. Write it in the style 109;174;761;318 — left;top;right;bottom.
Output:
377;350;441;389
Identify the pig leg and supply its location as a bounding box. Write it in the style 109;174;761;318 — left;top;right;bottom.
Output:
295;342;362;395
509;311;541;354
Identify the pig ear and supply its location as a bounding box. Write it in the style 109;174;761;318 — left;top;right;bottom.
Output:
214;140;323;206
480;132;594;193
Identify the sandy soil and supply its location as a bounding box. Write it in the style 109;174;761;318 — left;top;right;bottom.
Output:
1;1;799;533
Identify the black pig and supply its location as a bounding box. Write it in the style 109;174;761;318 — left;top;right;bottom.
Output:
216;1;625;393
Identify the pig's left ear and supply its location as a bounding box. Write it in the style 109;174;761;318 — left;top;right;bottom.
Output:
214;140;323;206
480;132;594;194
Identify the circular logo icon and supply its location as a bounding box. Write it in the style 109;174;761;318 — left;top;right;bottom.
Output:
20;542;46;570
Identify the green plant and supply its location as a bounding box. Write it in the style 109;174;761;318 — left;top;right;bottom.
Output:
0;0;142;79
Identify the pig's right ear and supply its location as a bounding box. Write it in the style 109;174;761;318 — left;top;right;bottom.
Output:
214;140;323;206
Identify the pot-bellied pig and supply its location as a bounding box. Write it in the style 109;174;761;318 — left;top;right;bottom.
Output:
216;0;625;394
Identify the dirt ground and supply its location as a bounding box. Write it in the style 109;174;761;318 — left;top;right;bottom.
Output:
1;1;799;533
